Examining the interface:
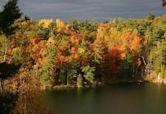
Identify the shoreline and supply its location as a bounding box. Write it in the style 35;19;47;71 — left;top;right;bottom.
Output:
1;78;146;93
1;71;166;93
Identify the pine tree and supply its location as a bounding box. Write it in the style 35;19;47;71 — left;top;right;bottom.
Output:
0;0;22;35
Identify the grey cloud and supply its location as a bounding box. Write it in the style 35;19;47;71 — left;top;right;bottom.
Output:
17;0;165;20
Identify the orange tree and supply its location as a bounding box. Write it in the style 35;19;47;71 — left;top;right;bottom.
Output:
5;17;162;88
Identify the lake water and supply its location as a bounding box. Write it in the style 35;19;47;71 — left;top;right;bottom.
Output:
1;83;166;114
41;83;166;114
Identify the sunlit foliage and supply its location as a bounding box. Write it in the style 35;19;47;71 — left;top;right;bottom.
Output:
1;15;166;88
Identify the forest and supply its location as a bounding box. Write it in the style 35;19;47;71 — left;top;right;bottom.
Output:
0;14;166;90
0;0;166;91
1;1;166;114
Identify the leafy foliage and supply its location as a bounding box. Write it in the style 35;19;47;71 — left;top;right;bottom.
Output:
0;0;22;35
146;12;155;20
1;15;166;88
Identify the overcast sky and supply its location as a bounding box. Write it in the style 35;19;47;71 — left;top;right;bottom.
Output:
0;0;165;20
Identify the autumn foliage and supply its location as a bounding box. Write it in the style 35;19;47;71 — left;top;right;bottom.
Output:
1;15;166;88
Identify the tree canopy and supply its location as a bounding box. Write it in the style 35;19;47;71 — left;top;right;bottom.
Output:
161;0;166;7
0;0;22;35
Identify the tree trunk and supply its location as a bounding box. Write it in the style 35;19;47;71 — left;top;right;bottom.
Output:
64;69;67;85
0;78;3;92
3;37;7;62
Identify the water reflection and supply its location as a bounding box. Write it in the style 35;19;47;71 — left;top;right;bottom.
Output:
0;91;52;114
1;83;166;114
0;92;16;114
42;83;166;114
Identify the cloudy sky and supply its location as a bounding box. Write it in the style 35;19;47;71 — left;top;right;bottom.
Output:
0;0;165;20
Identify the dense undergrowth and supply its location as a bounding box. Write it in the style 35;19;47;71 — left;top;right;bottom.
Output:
0;15;166;89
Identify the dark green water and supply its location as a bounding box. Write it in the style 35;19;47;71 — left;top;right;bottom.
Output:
1;83;166;114
42;83;166;114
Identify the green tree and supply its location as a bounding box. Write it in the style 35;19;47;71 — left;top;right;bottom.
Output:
0;0;22;35
146;12;155;20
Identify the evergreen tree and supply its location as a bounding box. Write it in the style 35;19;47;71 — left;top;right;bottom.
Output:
146;12;155;20
0;0;22;35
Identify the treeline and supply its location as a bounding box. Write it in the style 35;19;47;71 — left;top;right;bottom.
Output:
0;15;166;88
